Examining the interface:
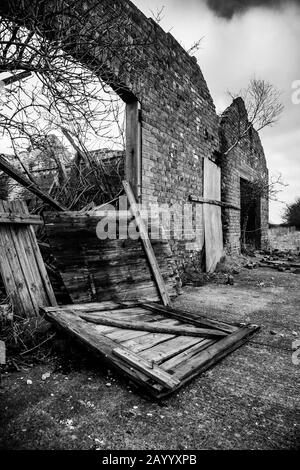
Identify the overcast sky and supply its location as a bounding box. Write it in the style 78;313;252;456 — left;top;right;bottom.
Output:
134;0;300;223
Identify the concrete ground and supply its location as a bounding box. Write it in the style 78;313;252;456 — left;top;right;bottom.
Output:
0;266;299;450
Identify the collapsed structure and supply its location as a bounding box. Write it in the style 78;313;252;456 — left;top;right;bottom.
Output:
0;0;266;397
0;0;269;272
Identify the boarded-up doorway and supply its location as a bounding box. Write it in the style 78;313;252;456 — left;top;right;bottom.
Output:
203;159;223;273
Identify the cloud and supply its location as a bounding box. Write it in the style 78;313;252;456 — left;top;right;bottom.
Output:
206;0;300;19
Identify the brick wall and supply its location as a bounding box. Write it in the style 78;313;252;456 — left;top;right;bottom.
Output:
219;98;269;253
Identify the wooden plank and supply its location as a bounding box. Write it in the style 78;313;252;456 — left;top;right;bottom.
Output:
20;201;57;306
126;101;142;200
105;318;178;342
203;159;223;273
121;332;176;353
141;302;238;334
172;325;259;381
0;154;66;211
140;335;202;364
112;347;180;389
0;200;56;316
123;180;171;306
189;196;240;211
44;309;165;395
0;212;43;225
79;314;227;338
2;71;31;85
161;339;215;372
44;211;177;304
0;224;27;316
0;201;35;316
107;329;150;342
0;340;6;365
42;301;123;313
8;201;50;314
5;221;40;315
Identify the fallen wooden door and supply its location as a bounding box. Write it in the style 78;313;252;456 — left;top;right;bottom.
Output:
203;159;223;273
43;301;259;399
0;200;57;317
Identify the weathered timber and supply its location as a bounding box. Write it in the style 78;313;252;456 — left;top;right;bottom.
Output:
203;159;224;273
140;335;202;364
43;302;260;398
0;154;66;211
2;71;31;85
44;309;165;395
79;314;227;338
0;200;57;316
160;339;215;372
0;212;43;225
113;348;180;389
141;302;238;334
44;210;177;303
172;325;259;381
123;180;171;306
189;195;240;211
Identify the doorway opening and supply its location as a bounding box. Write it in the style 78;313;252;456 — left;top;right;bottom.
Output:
240;178;261;251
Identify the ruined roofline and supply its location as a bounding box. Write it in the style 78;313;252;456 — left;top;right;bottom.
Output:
0;0;216;109
220;96;268;168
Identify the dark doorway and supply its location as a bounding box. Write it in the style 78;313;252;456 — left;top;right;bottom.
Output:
240;178;261;250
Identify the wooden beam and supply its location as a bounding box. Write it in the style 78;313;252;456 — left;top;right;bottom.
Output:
172;325;260;381
126;101;142;200
0;154;66;211
0;212;43;225
123;180;171;306
61;128;91;167
189;195;240;211
113;347;180;389
141;302;238;334
79;314;227;338
2;72;32;86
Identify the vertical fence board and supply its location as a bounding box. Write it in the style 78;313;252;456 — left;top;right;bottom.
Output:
0;200;56;316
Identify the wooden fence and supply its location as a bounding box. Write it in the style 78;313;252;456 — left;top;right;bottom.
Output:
0;200;57;317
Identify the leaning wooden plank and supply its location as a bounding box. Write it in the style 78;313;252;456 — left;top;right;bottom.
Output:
173;325;259;381
0;212;43;225
141;302;238;334
123;180;171;307
0;154;66;211
79;314;227;338
113;348;180;389
44;309;165;395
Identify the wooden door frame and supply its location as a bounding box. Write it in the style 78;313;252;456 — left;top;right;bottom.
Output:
126;100;142;201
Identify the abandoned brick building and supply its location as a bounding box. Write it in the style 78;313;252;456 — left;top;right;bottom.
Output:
0;0;269;271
